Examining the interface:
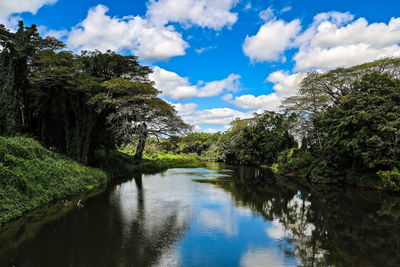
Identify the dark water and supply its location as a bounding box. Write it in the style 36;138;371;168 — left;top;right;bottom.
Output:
1;164;400;267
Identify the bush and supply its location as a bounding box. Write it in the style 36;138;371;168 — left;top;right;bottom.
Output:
377;168;400;192
275;148;313;176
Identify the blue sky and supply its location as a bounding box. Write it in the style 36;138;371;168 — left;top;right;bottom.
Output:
1;0;399;131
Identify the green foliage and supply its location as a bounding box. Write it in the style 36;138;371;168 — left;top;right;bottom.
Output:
93;148;204;177
176;132;221;155
275;148;313;176
0;22;190;164
281;59;400;189
213;111;297;165
0;137;108;223
377;168;400;192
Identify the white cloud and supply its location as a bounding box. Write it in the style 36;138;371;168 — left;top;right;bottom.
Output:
239;11;400;113
186;108;251;125
259;7;275;22
67;5;188;62
172;103;198;116
228;71;305;111
173;103;251;126
146;0;239;30
266;71;306;95
280;6;292;13
0;0;56;21
197;73;240;97
38;25;68;39
201;128;221;133
294;13;400;71
243;19;301;62
243;3;252;11
266;220;287;239
0;0;57;28
241;248;287;267
229;94;281;111
195;46;217;54
150;66;241;100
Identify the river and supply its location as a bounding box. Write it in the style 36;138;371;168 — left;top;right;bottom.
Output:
1;163;399;266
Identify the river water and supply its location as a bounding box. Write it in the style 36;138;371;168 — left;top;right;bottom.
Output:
1;163;399;267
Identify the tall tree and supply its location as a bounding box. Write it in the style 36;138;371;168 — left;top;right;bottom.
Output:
0;22;63;136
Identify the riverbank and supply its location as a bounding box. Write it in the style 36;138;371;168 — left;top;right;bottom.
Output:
0;137;204;224
0;137;108;224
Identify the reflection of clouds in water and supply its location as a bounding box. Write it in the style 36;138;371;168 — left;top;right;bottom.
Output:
235;205;253;217
154;246;181;267
112;174;191;235
266;220;287;239
194;178;243;237
198;207;238;237
241;248;287;267
200;185;232;204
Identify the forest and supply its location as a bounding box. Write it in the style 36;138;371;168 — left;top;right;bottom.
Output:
139;59;400;192
0;21;191;164
1;22;400;224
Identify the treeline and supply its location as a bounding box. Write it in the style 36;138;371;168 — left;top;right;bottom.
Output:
0;22;190;165
150;58;400;191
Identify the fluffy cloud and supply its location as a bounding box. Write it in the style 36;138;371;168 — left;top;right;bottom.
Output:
228;71;305;111
0;0;56;27
243;18;301;62
229;94;281;111
240;11;400;113
0;0;56;19
172;103;198;116
294;13;400;71
173;103;251;126
150;66;241;100
266;71;306;95
67;5;188;62
146;0;239;29
182;107;251;125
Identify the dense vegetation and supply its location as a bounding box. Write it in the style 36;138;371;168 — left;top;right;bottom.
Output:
150;59;400;191
0;22;194;222
0;22;190;164
1;20;400;224
0;137;107;223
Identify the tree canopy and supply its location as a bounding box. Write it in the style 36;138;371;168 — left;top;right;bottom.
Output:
0;22;190;163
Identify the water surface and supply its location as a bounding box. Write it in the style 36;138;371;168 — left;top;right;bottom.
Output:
1;164;399;266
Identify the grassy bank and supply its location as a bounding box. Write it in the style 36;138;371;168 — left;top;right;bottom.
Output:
93;149;205;177
0;137;205;224
0;137;108;224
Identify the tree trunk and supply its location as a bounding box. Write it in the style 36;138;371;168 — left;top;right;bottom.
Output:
134;123;148;160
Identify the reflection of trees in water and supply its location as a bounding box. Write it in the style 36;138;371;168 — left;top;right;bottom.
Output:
0;173;188;267
214;166;400;267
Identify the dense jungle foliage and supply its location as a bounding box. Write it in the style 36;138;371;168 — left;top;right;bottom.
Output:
0;136;108;223
0;22;194;222
137;58;400;191
1;21;400;196
0;22;190;165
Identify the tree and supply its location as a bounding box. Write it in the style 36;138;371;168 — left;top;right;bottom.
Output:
215;111;296;165
319;72;400;174
97;78;191;160
0;22;63;136
281;58;400;150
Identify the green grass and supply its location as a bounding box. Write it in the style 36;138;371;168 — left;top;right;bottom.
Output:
0;137;108;224
94;149;205;176
0;138;205;224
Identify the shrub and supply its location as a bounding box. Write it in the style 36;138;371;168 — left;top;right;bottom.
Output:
377;168;400;192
